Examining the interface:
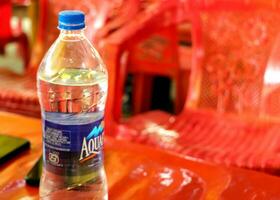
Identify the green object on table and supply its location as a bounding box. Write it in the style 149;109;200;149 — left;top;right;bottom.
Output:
25;156;42;186
0;135;30;164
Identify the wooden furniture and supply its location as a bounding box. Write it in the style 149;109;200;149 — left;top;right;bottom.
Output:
1;112;280;199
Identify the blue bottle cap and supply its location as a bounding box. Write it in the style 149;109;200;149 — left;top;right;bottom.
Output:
58;10;85;30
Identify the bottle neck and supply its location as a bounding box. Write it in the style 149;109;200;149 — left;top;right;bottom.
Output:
59;29;85;40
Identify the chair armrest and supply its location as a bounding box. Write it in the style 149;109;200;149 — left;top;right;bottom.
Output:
102;0;181;46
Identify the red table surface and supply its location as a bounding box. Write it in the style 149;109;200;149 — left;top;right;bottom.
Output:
0;112;280;200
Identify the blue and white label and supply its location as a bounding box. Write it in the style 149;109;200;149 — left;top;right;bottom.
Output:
43;112;104;176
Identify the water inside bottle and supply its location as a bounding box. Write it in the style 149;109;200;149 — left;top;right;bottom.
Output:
38;68;108;199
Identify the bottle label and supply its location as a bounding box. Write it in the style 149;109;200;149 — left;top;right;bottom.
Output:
43;115;104;176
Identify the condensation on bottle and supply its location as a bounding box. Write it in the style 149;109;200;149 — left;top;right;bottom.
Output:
37;10;108;200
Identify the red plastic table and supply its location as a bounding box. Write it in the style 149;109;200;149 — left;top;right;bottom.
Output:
0;112;280;199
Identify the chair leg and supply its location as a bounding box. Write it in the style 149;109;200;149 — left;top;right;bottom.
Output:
174;70;189;114
132;74;152;114
0;40;7;55
0;46;4;54
17;34;30;68
141;75;153;111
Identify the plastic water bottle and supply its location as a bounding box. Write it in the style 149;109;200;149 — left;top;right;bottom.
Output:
37;10;108;199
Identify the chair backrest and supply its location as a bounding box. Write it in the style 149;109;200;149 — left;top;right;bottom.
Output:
128;26;178;68
0;0;12;39
186;0;280;116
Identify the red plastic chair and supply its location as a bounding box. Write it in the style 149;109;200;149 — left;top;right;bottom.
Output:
102;0;191;122
104;0;280;173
